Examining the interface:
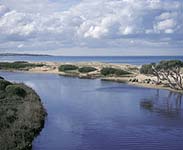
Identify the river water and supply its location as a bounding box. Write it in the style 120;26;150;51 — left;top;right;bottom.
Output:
1;71;183;150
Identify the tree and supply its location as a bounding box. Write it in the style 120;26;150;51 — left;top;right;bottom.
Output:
140;60;183;90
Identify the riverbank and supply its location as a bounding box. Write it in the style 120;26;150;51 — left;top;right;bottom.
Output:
0;61;183;93
0;77;47;150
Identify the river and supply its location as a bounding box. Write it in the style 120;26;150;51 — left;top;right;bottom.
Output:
1;71;183;150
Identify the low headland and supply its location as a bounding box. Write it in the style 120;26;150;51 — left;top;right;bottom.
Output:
0;60;183;93
0;76;47;150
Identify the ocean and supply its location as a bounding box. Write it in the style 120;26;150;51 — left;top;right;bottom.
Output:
0;55;183;65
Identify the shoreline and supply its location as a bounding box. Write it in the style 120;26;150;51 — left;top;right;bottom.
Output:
0;61;182;94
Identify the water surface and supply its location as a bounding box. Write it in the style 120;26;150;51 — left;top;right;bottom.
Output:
0;55;183;65
1;72;183;150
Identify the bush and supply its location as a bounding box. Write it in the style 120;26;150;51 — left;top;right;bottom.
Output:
140;64;154;74
0;80;12;90
78;67;97;73
0;62;44;70
14;61;28;64
115;69;131;76
0;91;6;99
0;79;46;150
101;67;131;76
6;85;26;97
101;68;117;76
58;65;78;72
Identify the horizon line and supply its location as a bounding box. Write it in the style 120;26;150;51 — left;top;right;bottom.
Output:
0;53;183;57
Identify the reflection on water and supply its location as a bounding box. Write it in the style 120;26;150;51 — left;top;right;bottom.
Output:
140;90;183;117
1;71;183;150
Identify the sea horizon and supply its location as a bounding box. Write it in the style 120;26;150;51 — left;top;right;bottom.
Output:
1;54;183;65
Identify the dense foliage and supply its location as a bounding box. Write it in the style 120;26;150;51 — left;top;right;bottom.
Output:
6;85;27;97
0;62;44;70
58;64;78;72
101;67;131;76
140;64;154;74
0;77;46;150
0;79;12;90
78;66;97;73
140;60;183;90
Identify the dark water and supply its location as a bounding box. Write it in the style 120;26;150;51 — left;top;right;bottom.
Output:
0;55;183;65
1;72;183;150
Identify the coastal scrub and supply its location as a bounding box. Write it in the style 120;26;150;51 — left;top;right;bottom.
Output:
78;66;97;73
0;77;46;150
0;62;44;70
101;67;131;76
58;64;78;72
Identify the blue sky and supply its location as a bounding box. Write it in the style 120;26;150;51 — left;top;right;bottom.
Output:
0;0;182;56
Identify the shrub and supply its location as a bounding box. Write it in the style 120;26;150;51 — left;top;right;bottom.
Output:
0;62;44;70
6;85;26;97
0;91;6;99
78;67;97;73
58;65;78;72
0;80;12;90
115;69;131;76
0;79;46;150
14;61;28;64
140;64;154;74
101;67;131;76
101;67;117;76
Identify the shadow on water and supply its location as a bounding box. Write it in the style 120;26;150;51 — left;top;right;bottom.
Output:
140;90;183;117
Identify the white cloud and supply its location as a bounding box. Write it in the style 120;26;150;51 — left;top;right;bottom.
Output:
0;4;9;16
0;0;182;53
154;19;177;33
0;0;61;14
17;44;24;48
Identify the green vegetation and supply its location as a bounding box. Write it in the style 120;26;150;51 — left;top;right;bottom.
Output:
0;62;44;70
140;60;183;90
58;64;78;72
78;66;97;73
6;85;27;97
0;79;12;90
101;67;131;76
0;77;46;150
140;64;154;74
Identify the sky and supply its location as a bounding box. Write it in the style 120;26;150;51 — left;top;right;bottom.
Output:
0;0;182;56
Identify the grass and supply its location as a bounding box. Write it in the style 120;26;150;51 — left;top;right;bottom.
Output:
0;78;46;150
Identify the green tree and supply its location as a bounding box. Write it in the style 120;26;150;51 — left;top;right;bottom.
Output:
140;60;183;90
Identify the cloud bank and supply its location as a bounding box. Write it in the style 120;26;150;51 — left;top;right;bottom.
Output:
0;0;182;54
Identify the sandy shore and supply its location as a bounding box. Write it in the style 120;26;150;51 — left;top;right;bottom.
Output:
1;61;183;93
